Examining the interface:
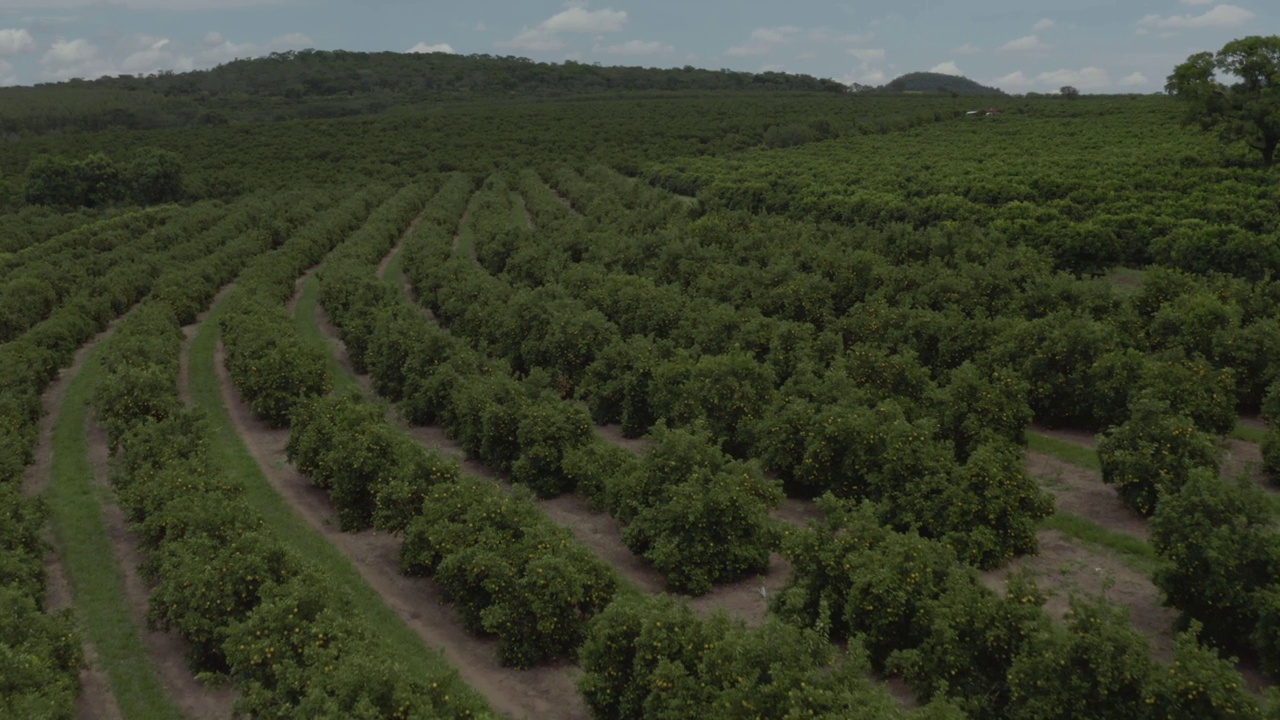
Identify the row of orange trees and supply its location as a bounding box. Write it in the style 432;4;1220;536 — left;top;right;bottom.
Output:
92;186;495;718
439;166;1271;717
0;190;322;716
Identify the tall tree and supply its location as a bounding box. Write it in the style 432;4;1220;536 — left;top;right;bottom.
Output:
1166;36;1280;166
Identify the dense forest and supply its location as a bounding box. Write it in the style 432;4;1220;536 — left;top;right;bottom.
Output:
4;43;1280;720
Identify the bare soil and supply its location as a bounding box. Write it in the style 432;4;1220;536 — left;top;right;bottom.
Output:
983;529;1177;661
1030;423;1098;449
211;341;588;720
86;418;238;720
1026;451;1148;540
592;424;649;454
20;312;126;720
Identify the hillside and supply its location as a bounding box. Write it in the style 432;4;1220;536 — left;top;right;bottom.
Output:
879;71;1006;95
0;50;846;137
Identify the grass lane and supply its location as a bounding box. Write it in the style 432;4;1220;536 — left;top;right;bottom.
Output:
47;351;184;720
187;299;485;703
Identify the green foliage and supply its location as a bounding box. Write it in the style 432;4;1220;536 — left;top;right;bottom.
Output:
889;572;1050;718
1167;36;1280;166
611;424;782;595
1097;395;1221;516
401;478;618;667
25;150;181;208
577;594;936;720
1006;597;1156;720
0;586;81;720
222;299;332;428
1151;471;1280;654
1150;623;1264;719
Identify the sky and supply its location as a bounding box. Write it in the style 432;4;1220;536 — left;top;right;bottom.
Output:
0;0;1273;93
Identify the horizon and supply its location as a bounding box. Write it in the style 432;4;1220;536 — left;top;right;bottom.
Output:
0;1;1272;93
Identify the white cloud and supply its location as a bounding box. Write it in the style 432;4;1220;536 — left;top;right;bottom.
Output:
930;60;962;76
952;43;982;54
36;31;314;82
999;34;1048;52
846;47;884;61
0;28;35;56
993;67;1112;91
42;37;95;67
725;26;800;56
841;65;885;86
1119;71;1148;86
497;5;627;53
408;42;455;54
994;70;1031;88
542;6;626;33
497;27;563;52
600;39;673;56
1032;18;1055;32
1037;66;1111;89
1139;4;1254;29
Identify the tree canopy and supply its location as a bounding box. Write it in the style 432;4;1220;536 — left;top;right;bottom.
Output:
1166;35;1280;166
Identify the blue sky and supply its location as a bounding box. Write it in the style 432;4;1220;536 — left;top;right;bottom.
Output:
0;0;1273;93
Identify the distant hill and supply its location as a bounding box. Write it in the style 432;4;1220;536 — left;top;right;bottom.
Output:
0;50;848;137
877;72;1006;96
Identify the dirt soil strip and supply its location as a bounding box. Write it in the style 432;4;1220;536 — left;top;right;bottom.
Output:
86;417;238;719
983;529;1177;662
375;206;429;282
211;341;587;720
21;313;128;720
1030;423;1098;449
311;304;920;710
1027;451;1148;541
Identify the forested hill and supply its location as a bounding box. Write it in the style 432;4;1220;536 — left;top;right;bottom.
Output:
877;71;1006;95
0;50;847;137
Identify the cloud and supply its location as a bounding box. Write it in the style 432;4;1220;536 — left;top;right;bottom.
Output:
929;60;962;76
1180;0;1214;4
497;5;627;53
952;43;982;54
408;42;455;54
474;21;487;32
1032;18;1054;32
1037;67;1110;89
36;31;314;82
600;39;673;56
1119;71;1148;86
725;26;800;56
993;67;1112;91
0;28;35;56
999;34;1048;52
840;64;885;86
994;71;1031;88
542;6;626;33
846;47;884;61
1139;4;1254;29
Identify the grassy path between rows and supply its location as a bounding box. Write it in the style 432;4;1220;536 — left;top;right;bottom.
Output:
47;351;184;720
187;299;481;689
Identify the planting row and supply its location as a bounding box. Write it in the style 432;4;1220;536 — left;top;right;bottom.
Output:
406;173;1050;571
0;190;327;717
92;188;493;719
